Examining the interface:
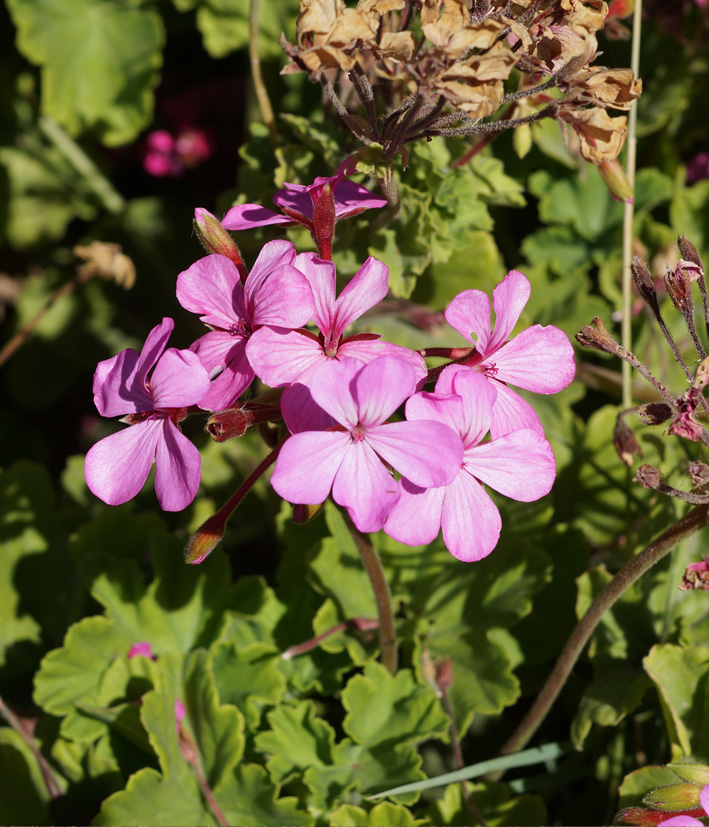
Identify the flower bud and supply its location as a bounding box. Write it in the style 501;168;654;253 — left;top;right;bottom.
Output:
677;236;703;270
632;257;661;314
634;464;661;489
614;416;642;466
292;503;325;524
194;208;247;276
185;512;226;564
312;182;336;260
576;317;621;356
665;266;693;317
598;159;634;204
614;806;677;826
636;403;673;426
643;783;702;811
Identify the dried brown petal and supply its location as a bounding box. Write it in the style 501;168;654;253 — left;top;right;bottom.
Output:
298;0;345;38
560;106;627;163
373;31;416;62
573;67;642;110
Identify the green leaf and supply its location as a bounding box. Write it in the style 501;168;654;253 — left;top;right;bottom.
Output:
643;643;709;757
8;0;164;145
341;662;449;750
671;180;709;259
521;226;591;276
329;802;422;826
618;766;680;810
195;0;299;59
211;641;286;730
254;700;337;785
431;781;547;827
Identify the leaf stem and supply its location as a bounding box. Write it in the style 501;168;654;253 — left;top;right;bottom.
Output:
249;0;278;147
343;514;398;673
493;502;709;772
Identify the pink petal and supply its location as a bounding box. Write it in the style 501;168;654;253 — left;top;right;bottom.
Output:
657;819;704;826
384;479;445;546
338;339;427;384
465;429;556;502
177;256;246;329
150;348;211;410
486;325;576;394
293;253;337;334
247;327;325;388
487;270;531;352
222;204;294;230
191;330;246;377
85;418;162;506
281;382;337;434
404;391;464;434
154;420;202;511
351;356;416;428
197;350;255;412
367;420;463;487
441;472;501;562
271;431;350;504
445;290;492;354
700;784;709;816
93;348;150;417
137;318;174;388
448;369;497;448
488;380;544;439
309;358;363;430
247;244;314;329
332;180;387;216
272;188;313;220
331;441;399;532
332;257;389;336
247;239;296;287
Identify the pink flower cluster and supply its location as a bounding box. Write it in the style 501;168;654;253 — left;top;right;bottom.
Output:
84;167;575;561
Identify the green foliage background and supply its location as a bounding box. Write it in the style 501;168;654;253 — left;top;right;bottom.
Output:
1;1;709;824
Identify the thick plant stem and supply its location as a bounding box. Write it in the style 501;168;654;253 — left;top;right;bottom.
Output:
494;503;709;773
249;0;278;147
344;514;398;673
621;0;643;409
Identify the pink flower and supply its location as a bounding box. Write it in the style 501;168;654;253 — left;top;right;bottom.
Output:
445;270;576;438
658;784;709;826
270;356;463;533
143;128;213;177
221;157;386;233
176;240;315;411
384;369;556;561
247;252;426;393
85;318;211;511
127;642;155;659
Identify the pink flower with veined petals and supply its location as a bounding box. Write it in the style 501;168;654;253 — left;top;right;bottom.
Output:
658;784;709;826
384;369;556;561
270;356;463;533
85;318;211;511
221;157;386;232
445;270;576;438
247;252;427;393
176;240;315;411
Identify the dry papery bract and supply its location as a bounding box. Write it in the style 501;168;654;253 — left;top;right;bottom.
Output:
282;0;641;163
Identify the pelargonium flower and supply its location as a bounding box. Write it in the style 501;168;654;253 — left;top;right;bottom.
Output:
176;240;315;411
85;318;210;511
658;784;709;826
445;270;575;438
270;356;463;533
247;252;427;391
384;369;556;561
221;156;386;233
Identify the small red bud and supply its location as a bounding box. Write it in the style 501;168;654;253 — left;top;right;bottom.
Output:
292;503;325;524
598;159;634;204
634;464;661;489
185;512;226;564
312;183;336;261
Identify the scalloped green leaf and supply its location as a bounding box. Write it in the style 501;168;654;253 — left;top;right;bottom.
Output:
431;781;547;826
194;0;299;60
329;802;422;826
7;0;164;145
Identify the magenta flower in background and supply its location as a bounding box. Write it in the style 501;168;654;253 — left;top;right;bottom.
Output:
271;356;463;533
445;270;576;438
176;240;315;411
687;151;709;185
384;369;556;561
85;318;211;511
143;128;212;177
220;156;386;232
248;252;426;391
127;642;155;659
658;785;709;826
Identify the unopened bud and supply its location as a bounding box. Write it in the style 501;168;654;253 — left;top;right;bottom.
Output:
598;159;634;204
576;317;621;356
194;208;247;276
184;512;226;564
614;806;677;826
665;266;693;317
435;656;453;692
634;464;661;489
636;402;673;426
677;235;703;270
292;502;325;524
312;183;336;261
669;762;709;787
614;416;642;466
643;783;702;812
632;257;660;313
